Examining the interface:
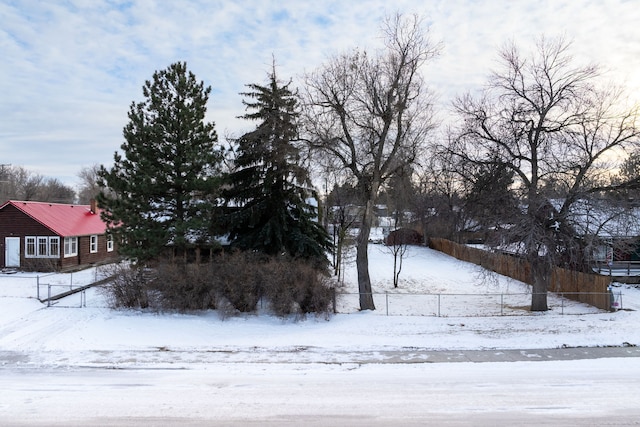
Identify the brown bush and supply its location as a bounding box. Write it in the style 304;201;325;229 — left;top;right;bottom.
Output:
101;263;151;309
209;251;265;313
151;262;217;311
262;255;333;318
22;258;60;272
101;251;334;318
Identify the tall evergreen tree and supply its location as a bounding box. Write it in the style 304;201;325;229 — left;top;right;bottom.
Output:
97;62;222;262
224;68;330;263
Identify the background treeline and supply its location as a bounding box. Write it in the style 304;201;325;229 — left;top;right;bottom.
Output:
0;165;76;203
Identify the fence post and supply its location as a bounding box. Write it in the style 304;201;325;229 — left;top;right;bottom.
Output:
385;292;389;316
618;291;623;310
561;293;564;315
70;272;73;290
47;284;51;307
37;275;40;300
500;294;504;316
438;294;441;317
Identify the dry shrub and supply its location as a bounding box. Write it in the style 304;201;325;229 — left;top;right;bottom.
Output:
101;263;151;309
151;262;216;311
209;251;333;318
209;251;266;313
101;252;334;319
262;256;333;318
23;258;60;272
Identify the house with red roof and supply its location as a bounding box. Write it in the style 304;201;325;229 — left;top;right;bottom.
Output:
0;200;118;271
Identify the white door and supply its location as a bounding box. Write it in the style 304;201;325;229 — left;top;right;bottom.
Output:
5;237;20;267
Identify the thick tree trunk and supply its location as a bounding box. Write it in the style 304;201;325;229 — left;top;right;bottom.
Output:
356;200;376;310
530;257;549;311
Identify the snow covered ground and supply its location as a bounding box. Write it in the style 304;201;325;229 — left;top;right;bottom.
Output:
2;244;640;425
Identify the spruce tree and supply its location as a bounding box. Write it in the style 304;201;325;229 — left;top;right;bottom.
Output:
97;62;222;262
224;68;330;263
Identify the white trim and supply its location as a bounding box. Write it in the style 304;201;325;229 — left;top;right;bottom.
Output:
25;236;36;257
37;236;48;257
106;234;114;252
90;235;98;253
49;237;60;257
64;237;78;257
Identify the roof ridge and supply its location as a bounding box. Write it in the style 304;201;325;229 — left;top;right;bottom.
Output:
7;199;90;207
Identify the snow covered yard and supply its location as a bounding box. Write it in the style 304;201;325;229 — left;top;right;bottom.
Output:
2;244;640;425
2;244;639;358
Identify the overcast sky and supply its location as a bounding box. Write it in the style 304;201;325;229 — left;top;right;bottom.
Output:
2;0;640;189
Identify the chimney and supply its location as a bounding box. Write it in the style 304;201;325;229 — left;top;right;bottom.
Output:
90;198;97;214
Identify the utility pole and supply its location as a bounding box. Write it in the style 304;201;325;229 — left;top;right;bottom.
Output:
0;164;11;202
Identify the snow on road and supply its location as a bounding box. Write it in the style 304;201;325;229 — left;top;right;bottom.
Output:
2;359;640;426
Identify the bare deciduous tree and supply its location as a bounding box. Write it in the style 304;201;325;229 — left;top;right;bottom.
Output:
40;178;75;203
302;14;440;310
0;165;74;203
413;150;469;243
448;36;640;311
76;164;102;204
382;166;414;288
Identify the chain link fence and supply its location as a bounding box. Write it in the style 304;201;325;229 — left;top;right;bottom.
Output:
335;291;622;316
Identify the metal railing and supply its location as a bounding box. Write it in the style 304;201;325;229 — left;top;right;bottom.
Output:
592;261;640;277
35;267;103;302
39;283;88;308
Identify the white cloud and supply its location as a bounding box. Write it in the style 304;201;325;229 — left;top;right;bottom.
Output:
1;0;639;186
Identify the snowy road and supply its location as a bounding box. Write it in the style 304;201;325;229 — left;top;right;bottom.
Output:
2;358;640;426
3;345;640;367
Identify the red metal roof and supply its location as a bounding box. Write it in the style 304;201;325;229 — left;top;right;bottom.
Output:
1;200;108;237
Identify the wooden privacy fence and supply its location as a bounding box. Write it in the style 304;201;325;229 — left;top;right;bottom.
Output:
429;238;612;311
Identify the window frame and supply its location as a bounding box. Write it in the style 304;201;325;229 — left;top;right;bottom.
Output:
49;237;60;257
25;236;60;258
64;237;78;258
25;236;36;257
90;235;98;254
37;236;48;257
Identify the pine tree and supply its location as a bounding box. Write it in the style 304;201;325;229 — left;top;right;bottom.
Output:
224;68;330;263
97;62;222;262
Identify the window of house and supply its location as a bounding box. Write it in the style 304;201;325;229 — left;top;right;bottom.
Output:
64;237;78;257
38;237;48;256
106;234;114;252
49;237;60;257
25;236;60;258
25;237;36;257
90;235;98;253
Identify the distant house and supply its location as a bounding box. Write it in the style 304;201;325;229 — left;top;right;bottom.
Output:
0;200;118;271
384;227;424;246
562;199;640;264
